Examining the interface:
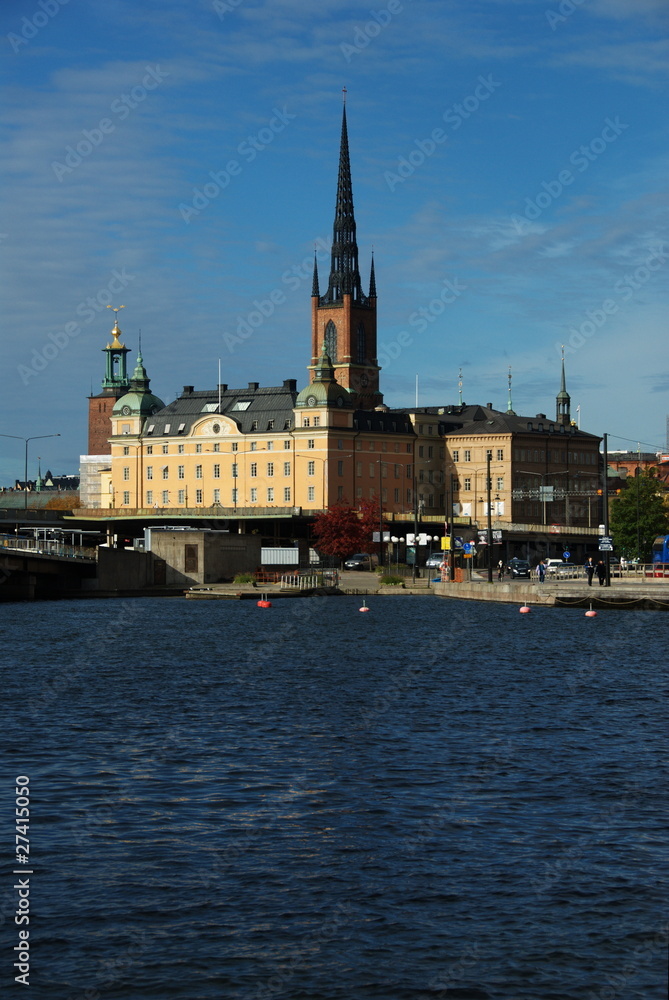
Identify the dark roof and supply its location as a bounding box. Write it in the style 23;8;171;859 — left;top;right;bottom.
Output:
353;410;414;434
143;381;299;437
388;404;600;441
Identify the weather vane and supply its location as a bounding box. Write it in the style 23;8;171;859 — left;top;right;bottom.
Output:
342;86;347;104
107;305;125;319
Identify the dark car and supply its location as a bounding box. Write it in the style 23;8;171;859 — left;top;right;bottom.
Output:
344;553;372;570
507;558;531;578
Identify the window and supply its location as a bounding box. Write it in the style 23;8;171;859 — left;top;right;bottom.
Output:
464;450;471;462
452;450;459;462
418;446;424;458
213;464;220;479
251;420;258;431
213;443;220;453
428;446;434;459
146;491;153;505
284;440;290;449
162;490;169;504
356;487;363;499
195;489;203;504
123;446;129;456
267;488;274;502
178;444;184;454
337;461;344;476
307;486;315;502
250;463;257;477
231;400;251;411
382;488;387;502
381;463;387;479
178;423;186;435
232;488;238;503
250;442;257;452
267;462;274;477
267;441;274;450
196;444;202;454
324;319;337;362
283;462;290;476
284;487;291;502
337;485;344;500
250;488;257;502
201;402;219;413
308;461;315;476
497;477;504;491
268;420;275;430
123;466;130;481
164;424;170;434
284;419;292;430
178;465;185;479
497;449;504;461
213;489;220;503
232;463;238;478
394;464;401;479
162;466;169;480
394;488;400;503
147;425;155;436
121;424;130;435
307;439;314;449
178;490;185;504
146;445;153;455
338;440;344;450
123;491;130;505
356;462;362;477
303;417;310;427
313;416;320;427
146;467;153;480
406;464;412;478
162;444;169;454
231;443;238;452
406;444;412;453
369;464;375;477
464;477;471;491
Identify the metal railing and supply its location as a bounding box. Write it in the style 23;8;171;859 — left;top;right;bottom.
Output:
0;536;97;560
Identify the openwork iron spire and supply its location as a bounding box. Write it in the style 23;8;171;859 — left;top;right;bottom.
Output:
322;105;366;305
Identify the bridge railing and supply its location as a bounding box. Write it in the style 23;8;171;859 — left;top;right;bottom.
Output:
0;536;97;560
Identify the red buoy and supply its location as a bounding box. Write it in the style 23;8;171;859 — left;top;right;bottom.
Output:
585;607;597;617
519;605;531;614
257;599;272;608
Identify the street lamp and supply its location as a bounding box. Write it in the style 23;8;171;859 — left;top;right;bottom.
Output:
0;433;61;509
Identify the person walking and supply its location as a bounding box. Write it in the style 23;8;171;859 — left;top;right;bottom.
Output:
595;560;606;586
536;560;546;584
497;559;504;581
584;556;595;586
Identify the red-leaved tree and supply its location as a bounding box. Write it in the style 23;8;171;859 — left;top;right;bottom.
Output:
312;502;365;561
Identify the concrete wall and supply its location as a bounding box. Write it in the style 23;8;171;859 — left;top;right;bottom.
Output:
96;547;159;591
150;530;261;587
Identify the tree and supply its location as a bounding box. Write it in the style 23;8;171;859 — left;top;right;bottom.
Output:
609;473;669;561
45;493;81;510
357;496;386;558
312;502;365;561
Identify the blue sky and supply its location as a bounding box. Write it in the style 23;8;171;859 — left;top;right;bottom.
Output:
1;0;668;484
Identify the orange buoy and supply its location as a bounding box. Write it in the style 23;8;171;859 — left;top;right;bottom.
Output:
585;604;597;617
519;605;531;614
257;597;272;608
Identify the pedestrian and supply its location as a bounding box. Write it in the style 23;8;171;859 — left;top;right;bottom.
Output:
536;560;546;583
497;559;504;581
584;556;595;586
595;560;606;586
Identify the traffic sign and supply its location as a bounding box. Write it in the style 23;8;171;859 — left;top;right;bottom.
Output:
563;550;570;559
463;542;472;554
599;536;613;551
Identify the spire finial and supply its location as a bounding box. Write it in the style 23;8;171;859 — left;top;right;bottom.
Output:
342;86;347;105
458;367;463;406
506;365;516;415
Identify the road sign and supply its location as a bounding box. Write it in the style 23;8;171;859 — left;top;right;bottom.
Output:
563;550;570;559
454;536;464;549
599;536;613;551
463;542;472;554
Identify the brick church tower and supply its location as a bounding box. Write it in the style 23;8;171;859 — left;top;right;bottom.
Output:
87;307;130;454
310;100;381;410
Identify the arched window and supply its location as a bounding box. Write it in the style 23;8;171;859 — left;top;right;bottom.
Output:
324;320;337;362
357;322;366;362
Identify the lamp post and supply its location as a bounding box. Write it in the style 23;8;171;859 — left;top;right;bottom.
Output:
486;451;493;583
0;433;61;509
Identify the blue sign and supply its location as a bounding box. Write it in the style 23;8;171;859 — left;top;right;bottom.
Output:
463;542;472;554
563;551;570;559
454;536;464;549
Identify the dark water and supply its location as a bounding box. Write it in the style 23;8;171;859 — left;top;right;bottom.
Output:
1;596;667;1000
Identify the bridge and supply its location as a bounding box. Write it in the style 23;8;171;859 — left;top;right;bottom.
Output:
0;536;97;601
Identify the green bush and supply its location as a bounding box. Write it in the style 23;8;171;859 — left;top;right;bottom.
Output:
233;573;256;584
379;574;404;586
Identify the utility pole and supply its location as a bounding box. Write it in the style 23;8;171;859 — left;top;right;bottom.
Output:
486;451;493;583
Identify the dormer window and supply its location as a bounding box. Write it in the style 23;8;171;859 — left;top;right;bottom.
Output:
164;424;171;434
147;424;154;435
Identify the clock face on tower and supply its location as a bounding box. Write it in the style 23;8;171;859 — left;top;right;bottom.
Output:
307;395;317;406
121;405;131;416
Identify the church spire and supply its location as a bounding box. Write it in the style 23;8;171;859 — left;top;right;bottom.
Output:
321;102;364;304
506;366;516;415
312;251;320;297
556;346;571;426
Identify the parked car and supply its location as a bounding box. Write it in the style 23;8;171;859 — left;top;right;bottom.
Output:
426;553;445;568
507;558;531;578
344;553;372;570
544;558;567;575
